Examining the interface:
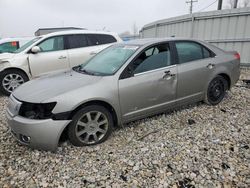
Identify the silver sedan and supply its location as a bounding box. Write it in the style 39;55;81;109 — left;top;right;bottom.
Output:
6;38;240;151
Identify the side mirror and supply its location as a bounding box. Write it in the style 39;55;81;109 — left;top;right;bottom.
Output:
31;46;41;54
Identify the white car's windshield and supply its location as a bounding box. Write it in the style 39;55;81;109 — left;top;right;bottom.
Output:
76;45;139;76
14;37;41;53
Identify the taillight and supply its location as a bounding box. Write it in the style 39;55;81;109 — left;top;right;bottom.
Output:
234;53;240;60
11;41;17;46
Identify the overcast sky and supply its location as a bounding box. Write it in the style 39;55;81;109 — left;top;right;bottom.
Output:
0;0;232;38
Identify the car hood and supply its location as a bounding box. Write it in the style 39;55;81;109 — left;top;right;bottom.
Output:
0;53;15;61
13;70;103;103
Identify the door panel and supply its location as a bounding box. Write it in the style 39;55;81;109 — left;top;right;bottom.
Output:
67;45;109;67
29;50;69;77
175;41;216;104
119;66;177;122
177;59;214;104
28;36;69;77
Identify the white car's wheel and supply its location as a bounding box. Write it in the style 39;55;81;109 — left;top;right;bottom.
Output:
0;70;29;96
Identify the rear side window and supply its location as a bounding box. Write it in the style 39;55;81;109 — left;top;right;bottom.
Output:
38;36;64;52
67;34;88;49
0;41;19;53
86;34;117;46
175;41;213;64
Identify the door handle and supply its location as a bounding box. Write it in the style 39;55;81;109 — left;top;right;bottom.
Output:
58;56;67;59
163;70;175;79
207;63;215;69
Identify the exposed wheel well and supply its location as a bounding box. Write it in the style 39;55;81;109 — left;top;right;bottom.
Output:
218;73;231;90
59;100;119;142
1;68;30;80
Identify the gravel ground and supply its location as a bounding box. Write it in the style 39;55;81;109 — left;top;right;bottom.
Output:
0;69;249;188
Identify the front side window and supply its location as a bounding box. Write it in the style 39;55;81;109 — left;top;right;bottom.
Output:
38;36;64;52
14;37;41;53
0;41;19;53
132;43;172;74
76;45;139;76
176;41;212;64
67;34;88;49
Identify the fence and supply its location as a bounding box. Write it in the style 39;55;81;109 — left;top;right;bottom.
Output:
140;7;250;65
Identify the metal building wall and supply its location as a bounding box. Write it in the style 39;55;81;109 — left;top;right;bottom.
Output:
140;8;250;65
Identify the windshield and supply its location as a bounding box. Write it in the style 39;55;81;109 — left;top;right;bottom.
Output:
14;37;41;53
77;45;139;76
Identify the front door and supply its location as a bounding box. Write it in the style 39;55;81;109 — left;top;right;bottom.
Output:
28;36;69;77
118;43;177;122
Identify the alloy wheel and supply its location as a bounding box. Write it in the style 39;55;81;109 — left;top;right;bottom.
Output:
75;111;109;144
208;79;224;102
2;73;25;93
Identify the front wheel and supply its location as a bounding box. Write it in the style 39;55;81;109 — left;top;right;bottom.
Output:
204;75;227;105
0;70;29;96
68;105;114;147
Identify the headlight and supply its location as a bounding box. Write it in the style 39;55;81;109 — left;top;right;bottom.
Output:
19;102;57;119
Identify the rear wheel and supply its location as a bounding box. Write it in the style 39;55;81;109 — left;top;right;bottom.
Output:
0;69;29;96
68;105;114;147
205;75;227;105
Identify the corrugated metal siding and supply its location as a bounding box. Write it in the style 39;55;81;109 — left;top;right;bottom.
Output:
141;8;250;65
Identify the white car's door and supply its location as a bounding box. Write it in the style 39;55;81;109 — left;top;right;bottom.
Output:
66;34;116;67
28;36;69;77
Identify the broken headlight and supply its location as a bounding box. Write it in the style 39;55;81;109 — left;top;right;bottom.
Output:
19;102;56;120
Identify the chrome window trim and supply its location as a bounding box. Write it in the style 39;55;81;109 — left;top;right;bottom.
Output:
134;64;177;77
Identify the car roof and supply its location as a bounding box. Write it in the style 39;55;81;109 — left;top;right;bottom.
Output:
43;30;119;37
122;37;201;46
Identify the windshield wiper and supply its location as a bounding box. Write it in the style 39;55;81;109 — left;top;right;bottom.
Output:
80;69;96;75
72;66;96;75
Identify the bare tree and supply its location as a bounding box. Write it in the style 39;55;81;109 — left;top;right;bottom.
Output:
242;0;250;7
226;0;240;8
227;0;235;8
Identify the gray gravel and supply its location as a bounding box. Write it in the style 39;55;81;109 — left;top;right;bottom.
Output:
0;69;249;188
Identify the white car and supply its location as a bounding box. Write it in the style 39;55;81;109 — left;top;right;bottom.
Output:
0;37;34;53
0;30;122;95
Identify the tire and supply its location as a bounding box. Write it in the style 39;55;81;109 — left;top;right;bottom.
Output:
0;69;29;96
68;105;114;147
204;75;227;105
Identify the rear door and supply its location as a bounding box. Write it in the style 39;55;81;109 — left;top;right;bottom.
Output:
65;34;92;67
174;41;216;105
28;35;69;77
66;34;119;67
118;43;177;122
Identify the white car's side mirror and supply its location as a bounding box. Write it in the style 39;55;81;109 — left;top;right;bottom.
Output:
31;46;41;54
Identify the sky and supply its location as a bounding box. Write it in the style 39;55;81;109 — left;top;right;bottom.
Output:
0;0;234;38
